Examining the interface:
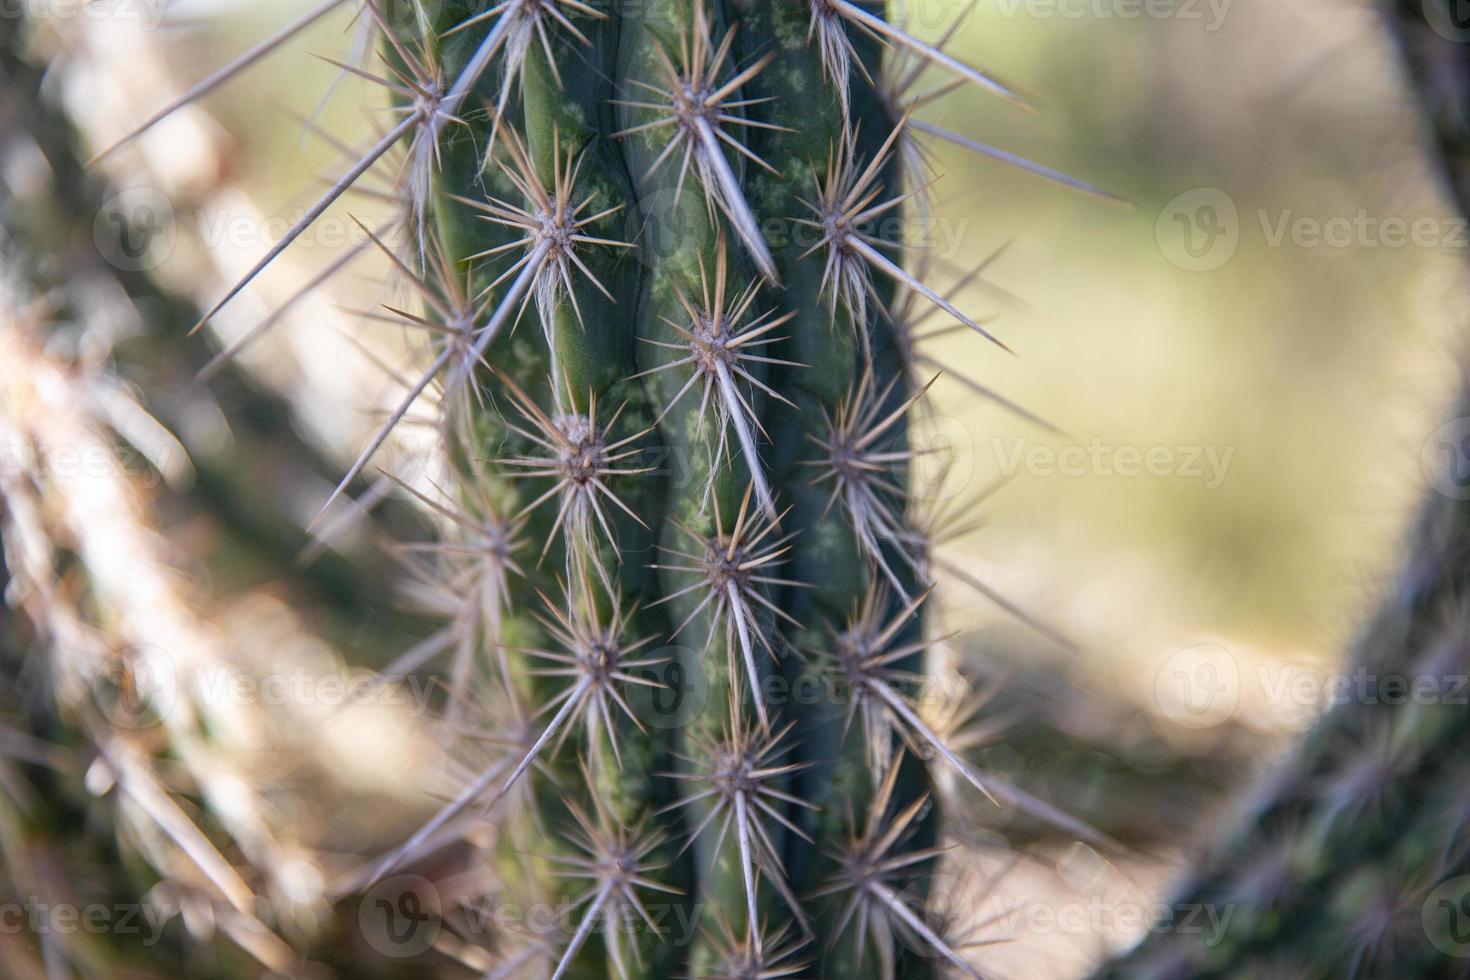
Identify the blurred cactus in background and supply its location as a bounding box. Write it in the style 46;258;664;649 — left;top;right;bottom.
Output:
1096;3;1470;977
1097;400;1470;977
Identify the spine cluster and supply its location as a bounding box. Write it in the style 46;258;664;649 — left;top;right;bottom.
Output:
7;0;1115;975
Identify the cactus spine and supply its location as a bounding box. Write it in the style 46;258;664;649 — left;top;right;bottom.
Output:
20;0;1114;974
351;1;992;973
348;0;1064;973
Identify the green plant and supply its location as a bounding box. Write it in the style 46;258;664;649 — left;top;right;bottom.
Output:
23;0;1470;975
30;0;1118;975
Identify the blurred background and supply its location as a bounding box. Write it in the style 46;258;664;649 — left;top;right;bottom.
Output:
3;0;1465;976
933;0;1462;726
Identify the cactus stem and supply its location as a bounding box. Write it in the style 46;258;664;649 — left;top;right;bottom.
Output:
439;0;604;154
825;586;996;798
613;1;782;282
814;761;979;979
717;357;780;518
706;919;811;978
7;0;1130;971
663;708;817;939
548;796;679;979
798;119;1012;354
635;237;802;519
809;369;937;599
477;237;554;354
693;114;782;284
460;129;633;338
495;374;653;582
525;581;665;765
653;488;803;729
374;576;662;884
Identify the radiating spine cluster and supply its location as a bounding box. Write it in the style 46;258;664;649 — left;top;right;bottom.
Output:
67;0;1115;974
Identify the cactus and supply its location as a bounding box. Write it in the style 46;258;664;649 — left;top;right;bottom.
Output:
9;0;1122;974
24;0;1470;975
337;3;1090;974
